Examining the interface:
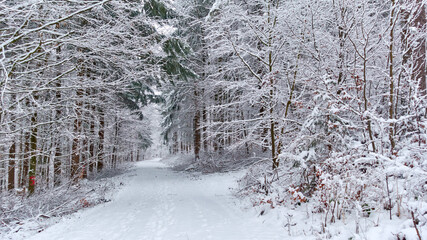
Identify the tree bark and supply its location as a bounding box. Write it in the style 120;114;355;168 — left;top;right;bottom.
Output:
193;88;201;161
412;0;426;96
21;133;30;189
28;111;38;195
71;89;83;183
89;112;96;174
389;0;397;152
97;108;105;172
8;143;16;191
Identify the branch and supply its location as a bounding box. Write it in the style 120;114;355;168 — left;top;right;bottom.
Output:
240;47;269;67
228;36;263;83
0;0;111;49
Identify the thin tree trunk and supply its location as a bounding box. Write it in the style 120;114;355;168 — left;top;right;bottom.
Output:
412;0;426;96
363;56;376;152
89;122;95;174
268;1;278;169
97;108;105;172
202;107;208;152
71;89;83;183
54;26;62;186
193;87;201;161
28;110;38;195
54;144;61;186
389;0;397;152
112;117;119;169
48;144;55;189
89;101;96;174
8;143;16;191
21;133;30;189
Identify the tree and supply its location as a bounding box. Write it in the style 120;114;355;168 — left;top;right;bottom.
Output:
0;0;181;194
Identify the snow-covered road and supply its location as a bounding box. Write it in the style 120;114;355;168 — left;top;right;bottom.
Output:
28;158;286;240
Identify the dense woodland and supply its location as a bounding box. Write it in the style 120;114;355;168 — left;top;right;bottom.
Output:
1;0;426;236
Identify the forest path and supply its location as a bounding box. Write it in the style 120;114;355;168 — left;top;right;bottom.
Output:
28;158;286;240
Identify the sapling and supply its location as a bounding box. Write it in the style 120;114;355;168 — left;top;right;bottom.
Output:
386;175;392;220
285;213;294;236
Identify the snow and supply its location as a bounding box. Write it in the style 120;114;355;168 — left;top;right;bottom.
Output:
5;157;426;240
151;22;176;36
24;158;287;240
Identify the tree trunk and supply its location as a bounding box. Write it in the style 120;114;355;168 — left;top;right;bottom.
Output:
8;143;16;191
193;88;201;161
89;103;96;174
363;56;376;152
112;117;119;169
412;0;426;96
54;27;62;186
28;111;38;195
71;89;83;183
202;107;208;152
389;0;396;153
54;144;61;186
97;108;105;172
21;133;30;189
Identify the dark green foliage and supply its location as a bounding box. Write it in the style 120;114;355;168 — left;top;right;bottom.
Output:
118;0;194;121
161;88;183;141
133;23;156;37
161;58;196;81
144;0;176;19
138;132;153;149
163;38;191;57
159;0;215;148
118;81;163;120
161;38;196;81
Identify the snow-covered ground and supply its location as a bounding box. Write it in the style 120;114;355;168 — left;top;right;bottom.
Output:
23;158;287;240
5;156;425;240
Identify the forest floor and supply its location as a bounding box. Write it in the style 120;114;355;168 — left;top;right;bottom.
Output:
17;158;287;240
6;157;426;240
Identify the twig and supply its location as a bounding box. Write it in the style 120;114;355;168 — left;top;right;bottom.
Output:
411;211;422;240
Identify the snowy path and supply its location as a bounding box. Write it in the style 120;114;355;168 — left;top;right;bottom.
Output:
28;158;287;240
